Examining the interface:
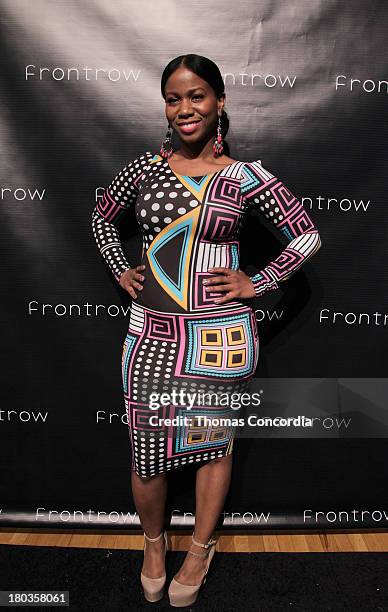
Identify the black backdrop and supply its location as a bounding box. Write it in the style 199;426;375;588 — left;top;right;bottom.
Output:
1;0;387;531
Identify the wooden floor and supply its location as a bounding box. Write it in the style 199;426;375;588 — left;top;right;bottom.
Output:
1;530;388;552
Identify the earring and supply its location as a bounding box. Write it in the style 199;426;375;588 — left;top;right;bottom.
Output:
160;123;173;159
212;114;224;157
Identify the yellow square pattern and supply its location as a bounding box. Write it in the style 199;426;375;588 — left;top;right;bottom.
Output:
201;329;222;345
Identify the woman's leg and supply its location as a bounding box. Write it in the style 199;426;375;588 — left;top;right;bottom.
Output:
173;453;233;585
131;469;168;578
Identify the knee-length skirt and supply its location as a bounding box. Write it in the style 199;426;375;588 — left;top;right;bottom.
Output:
122;301;259;478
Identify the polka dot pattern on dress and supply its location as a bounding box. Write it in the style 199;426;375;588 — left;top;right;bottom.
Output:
91;152;153;282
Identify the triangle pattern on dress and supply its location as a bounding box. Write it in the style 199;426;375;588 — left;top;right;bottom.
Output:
240;163;265;195
149;154;212;201
176;175;213;201
147;206;200;310
152;229;186;288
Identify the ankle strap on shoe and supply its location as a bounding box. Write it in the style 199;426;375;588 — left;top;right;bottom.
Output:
191;534;217;549
144;530;164;542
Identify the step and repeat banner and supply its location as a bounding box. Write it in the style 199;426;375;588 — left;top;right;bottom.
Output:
1;0;387;531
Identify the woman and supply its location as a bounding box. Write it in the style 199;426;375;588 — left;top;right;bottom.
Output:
91;53;322;607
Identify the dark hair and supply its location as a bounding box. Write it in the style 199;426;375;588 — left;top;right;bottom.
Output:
161;54;230;156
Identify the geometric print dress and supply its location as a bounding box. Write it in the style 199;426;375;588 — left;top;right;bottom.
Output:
91;151;321;478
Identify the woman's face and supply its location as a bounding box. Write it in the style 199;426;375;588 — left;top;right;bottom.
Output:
164;66;224;144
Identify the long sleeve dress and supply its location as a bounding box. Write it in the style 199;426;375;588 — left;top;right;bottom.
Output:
91;151;322;477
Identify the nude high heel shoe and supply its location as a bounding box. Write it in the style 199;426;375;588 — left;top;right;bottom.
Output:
140;530;168;602
168;533;217;607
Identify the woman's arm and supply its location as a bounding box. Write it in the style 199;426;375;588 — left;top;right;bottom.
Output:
91;151;152;283
241;159;322;297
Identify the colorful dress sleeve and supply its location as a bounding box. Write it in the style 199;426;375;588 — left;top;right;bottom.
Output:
91;152;152;283
241;159;322;297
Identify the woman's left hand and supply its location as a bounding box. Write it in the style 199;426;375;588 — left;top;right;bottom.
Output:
203;267;256;303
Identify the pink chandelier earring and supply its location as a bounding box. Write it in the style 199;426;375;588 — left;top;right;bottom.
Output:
212;114;224;157
160;123;173;159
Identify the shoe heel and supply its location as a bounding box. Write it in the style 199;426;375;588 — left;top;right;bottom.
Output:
168;534;216;607
143;581;165;603
141;530;168;602
168;581;200;607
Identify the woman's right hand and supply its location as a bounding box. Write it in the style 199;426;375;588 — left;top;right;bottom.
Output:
119;265;146;299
